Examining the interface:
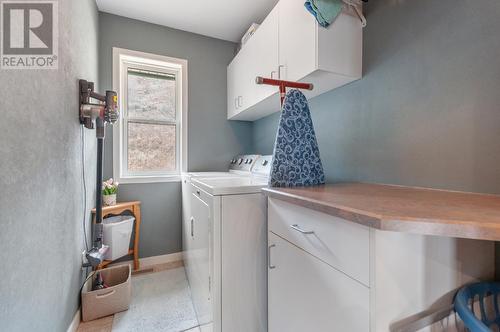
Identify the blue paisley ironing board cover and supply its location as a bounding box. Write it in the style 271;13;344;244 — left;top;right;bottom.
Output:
269;89;325;187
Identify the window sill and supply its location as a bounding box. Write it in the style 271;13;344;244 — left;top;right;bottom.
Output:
116;175;182;184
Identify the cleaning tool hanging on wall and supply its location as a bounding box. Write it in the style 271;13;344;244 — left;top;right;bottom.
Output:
79;79;119;268
268;89;325;187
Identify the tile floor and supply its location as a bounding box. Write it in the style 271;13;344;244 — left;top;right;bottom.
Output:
184;323;212;332
77;262;209;332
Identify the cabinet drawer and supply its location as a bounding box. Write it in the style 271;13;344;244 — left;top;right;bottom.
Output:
268;198;370;286
268;232;369;332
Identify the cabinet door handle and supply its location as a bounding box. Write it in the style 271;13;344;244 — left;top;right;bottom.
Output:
237;96;243;108
190;217;194;237
278;64;285;79
268;244;276;269
196;190;201;196
234;97;238;109
290;224;314;235
270;70;277;79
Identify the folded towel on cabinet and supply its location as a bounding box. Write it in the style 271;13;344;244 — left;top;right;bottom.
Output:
304;0;343;27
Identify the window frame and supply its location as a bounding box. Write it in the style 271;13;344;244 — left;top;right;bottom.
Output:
113;47;188;183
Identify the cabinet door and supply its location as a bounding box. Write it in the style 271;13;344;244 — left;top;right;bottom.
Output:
227;56;239;119
228;3;279;119
232;43;252;112
244;3;279;107
190;190;212;326
268;232;369;332
278;0;317;82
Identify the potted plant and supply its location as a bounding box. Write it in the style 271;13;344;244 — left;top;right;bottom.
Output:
102;178;119;206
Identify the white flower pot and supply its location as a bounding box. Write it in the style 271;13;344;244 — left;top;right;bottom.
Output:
103;194;117;206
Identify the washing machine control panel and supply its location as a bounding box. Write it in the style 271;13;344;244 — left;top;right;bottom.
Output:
229;154;260;172
251;155;273;176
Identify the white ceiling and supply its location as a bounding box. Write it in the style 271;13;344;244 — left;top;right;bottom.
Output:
95;0;279;42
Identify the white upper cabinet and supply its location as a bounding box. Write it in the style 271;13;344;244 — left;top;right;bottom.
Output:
227;0;362;121
227;5;279;120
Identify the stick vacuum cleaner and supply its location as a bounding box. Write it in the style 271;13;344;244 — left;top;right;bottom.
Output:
79;79;119;268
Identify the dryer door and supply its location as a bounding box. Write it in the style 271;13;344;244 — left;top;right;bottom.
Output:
190;186;212;326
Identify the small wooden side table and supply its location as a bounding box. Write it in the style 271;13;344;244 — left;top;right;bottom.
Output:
91;201;141;270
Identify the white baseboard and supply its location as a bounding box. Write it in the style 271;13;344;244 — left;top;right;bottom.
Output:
109;252;183;270
140;252;183;267
67;308;80;332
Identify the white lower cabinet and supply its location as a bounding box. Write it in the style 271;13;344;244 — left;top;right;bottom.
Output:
268;232;369;332
267;197;495;331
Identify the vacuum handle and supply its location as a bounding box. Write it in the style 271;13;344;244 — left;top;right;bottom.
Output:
96;290;116;298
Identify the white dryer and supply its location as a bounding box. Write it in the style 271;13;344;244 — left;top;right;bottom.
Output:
190;155;272;332
181;154;262;326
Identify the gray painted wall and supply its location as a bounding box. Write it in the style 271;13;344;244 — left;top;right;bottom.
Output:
253;0;500;194
0;1;98;331
98;13;252;257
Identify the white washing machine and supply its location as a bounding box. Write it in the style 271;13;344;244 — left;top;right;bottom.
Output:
189;155;272;332
181;154;264;327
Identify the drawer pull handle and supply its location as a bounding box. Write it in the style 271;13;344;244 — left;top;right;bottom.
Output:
196;190;201;195
291;224;314;235
268;244;276;269
190;217;194;237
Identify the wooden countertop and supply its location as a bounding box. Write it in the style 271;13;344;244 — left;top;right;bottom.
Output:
262;183;500;241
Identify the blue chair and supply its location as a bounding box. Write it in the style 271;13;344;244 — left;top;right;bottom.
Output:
454;282;500;331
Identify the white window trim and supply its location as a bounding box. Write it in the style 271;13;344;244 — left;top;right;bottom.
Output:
112;47;188;184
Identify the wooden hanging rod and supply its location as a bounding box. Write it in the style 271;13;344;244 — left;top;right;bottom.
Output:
255;76;314;106
255;76;313;90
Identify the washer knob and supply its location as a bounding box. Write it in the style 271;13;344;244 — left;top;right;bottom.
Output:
238;158;243;165
262;160;268;166
248;158;253;164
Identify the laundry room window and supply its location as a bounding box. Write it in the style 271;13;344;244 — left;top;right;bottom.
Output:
113;48;187;183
